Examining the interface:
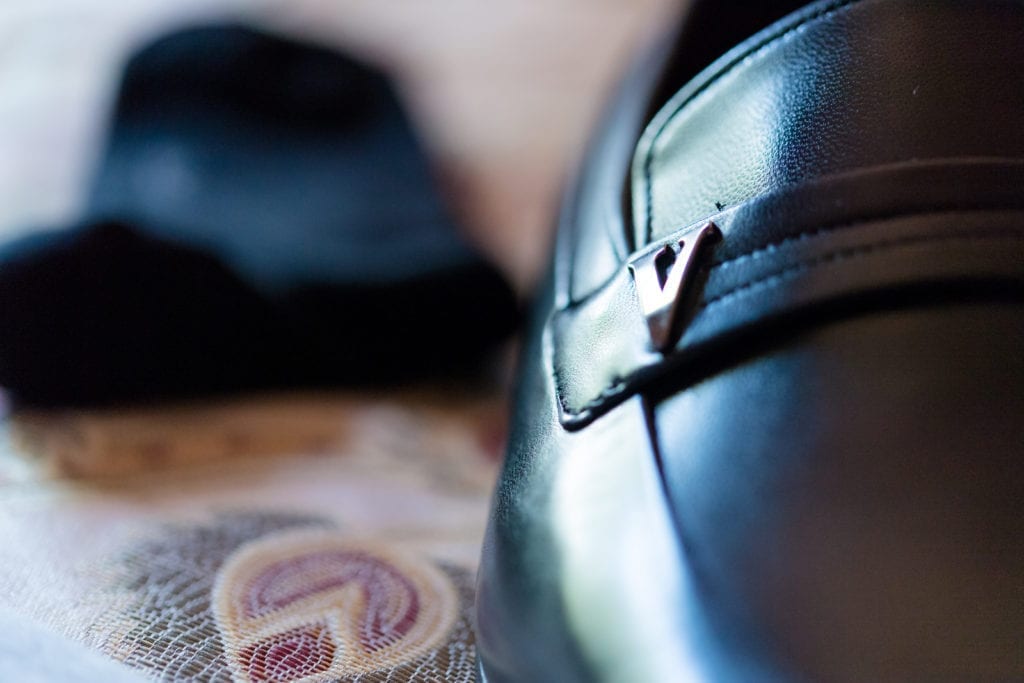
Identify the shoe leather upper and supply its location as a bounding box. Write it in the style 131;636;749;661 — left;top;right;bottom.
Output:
478;1;1024;681
633;0;1024;246
555;0;1024;428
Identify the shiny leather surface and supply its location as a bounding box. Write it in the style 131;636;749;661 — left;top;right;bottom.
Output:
653;302;1024;680
633;0;1024;245
555;164;1024;426
478;0;1024;680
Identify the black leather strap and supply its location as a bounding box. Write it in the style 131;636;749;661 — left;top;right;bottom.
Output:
553;162;1024;428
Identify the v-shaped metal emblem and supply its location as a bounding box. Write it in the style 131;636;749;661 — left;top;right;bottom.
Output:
627;221;720;353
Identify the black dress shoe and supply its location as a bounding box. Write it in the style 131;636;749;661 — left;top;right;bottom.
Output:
476;0;1024;680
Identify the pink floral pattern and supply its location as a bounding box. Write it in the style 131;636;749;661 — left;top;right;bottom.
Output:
214;531;459;682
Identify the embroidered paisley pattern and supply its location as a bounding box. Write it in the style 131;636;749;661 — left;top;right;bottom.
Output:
213;531;459;682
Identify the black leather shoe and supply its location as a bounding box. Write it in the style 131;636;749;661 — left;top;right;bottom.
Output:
476;0;1024;680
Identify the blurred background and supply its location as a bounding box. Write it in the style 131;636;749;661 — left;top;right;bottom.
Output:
0;0;680;293
0;3;684;681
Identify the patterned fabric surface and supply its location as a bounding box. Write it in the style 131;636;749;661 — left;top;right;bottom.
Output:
0;393;504;682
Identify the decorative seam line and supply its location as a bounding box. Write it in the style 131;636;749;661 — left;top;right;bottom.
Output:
642;0;863;242
701;228;1024;309
556;228;1024;419
709;205;1024;272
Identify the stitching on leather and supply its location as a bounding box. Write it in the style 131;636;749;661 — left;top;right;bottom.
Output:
557;226;1024;419
642;0;863;243
701;229;1024;309
710;205;1024;272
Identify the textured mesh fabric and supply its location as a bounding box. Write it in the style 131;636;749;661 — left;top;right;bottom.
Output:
0;394;501;682
96;515;479;682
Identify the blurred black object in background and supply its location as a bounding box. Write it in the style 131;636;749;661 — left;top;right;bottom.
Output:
0;25;519;407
